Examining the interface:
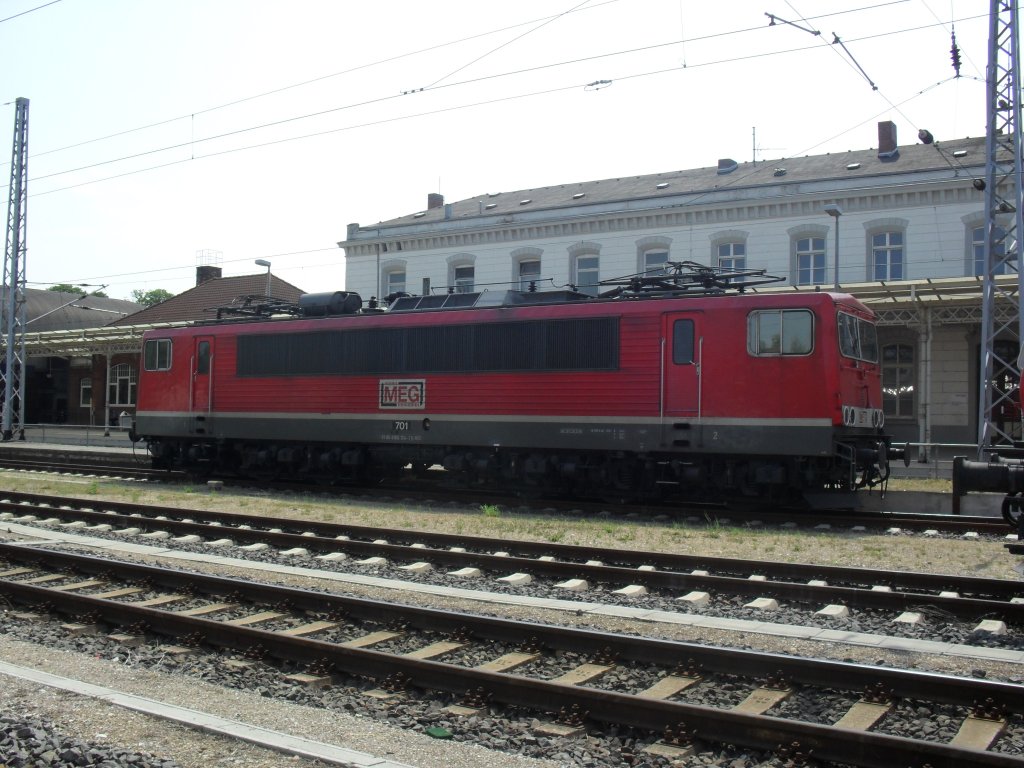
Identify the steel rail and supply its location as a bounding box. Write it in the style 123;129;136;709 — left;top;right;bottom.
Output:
0;457;162;481
0;544;1021;768
0;542;1020;710
1;492;1022;619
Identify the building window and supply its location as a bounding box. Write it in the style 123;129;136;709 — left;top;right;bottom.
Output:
972;225;986;275
972;224;1013;276
512;247;543;291
453;266;474;293
882;343;915;418
795;237;826;285
717;242;746;270
643;250;668;275
447;254;476;293
519;259;541;291
108;363;137;407
79;379;92;408
574;255;600;296
143;339;172;371
872;231;904;280
636;236;672;275
385;270;406;296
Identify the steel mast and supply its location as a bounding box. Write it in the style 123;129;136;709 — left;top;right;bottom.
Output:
2;97;29;441
977;2;1024;455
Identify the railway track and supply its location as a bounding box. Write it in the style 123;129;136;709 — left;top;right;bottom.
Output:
0;455;167;482
1;490;1021;644
0;542;1021;768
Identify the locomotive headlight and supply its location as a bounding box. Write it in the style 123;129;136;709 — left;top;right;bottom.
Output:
841;406;884;428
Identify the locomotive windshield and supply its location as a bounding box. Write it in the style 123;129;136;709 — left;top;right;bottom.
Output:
837;312;878;363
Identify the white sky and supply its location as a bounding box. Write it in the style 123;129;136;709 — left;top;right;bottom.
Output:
0;0;992;301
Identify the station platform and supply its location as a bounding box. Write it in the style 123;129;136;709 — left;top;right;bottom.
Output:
5;425;138;450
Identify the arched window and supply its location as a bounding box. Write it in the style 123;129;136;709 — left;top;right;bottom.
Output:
568;241;601;296
518;260;541;291
512;247;543;291
871;232;904;280
446;254;476;293
795;237;826;285
789;225;829;285
711;230;748;270
717;242;746;270
380;259;407;298
968;221;1013;276
864;218;908;281
971;224;986;276
636;236;672;276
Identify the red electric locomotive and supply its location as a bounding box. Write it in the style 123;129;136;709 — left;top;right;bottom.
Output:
134;264;901;503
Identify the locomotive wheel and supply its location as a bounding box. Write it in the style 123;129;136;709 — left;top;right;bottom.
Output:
1001;492;1023;528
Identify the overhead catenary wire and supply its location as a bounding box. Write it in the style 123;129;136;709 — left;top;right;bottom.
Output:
16;0;625;163
0;0;63;25
422;0;595;89
39;246;344;292
4;1;993;298
14;10;988;200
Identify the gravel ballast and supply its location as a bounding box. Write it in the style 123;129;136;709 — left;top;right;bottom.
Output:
0;474;1022;767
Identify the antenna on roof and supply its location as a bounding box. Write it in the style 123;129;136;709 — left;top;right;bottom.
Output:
752;127;783;162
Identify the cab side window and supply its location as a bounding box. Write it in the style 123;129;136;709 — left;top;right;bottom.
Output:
747;310;813;356
143;339;172;371
197;341;211;374
673;319;694;364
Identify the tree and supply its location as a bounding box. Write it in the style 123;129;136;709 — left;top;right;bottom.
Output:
130;288;174;307
47;284;107;297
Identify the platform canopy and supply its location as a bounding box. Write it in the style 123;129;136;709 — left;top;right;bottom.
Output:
14;322;190;358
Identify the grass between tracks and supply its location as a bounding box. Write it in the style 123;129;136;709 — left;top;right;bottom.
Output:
3;473;1016;582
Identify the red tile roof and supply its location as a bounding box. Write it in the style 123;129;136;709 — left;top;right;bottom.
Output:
108;273;305;326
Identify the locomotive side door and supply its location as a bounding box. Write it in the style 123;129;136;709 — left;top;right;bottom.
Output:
662;313;701;417
190;336;214;420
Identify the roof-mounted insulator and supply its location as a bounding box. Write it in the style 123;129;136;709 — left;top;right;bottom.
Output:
951;28;962;78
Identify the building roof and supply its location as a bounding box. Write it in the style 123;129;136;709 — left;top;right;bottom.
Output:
108;273;305;326
0;288;143;332
355;135;989;234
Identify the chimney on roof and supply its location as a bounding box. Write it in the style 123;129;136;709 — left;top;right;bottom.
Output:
196;265;222;285
877;120;899;160
427;193;444;210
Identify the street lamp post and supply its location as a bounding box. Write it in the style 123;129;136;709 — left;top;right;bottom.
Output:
255;259;271;297
824;204;842;290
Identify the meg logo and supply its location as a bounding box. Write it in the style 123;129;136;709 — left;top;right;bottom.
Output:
379;379;426;410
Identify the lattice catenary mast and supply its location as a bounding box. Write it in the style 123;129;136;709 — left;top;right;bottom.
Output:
2;97;29;441
976;2;1024;455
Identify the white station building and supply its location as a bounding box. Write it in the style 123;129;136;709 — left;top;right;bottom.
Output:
339;122;1019;454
